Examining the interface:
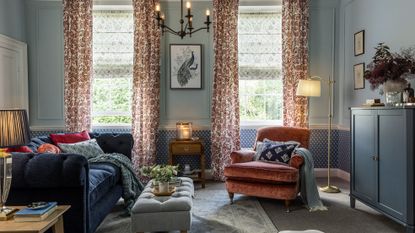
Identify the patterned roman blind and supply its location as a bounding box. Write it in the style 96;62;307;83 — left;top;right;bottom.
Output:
92;10;133;123
238;11;282;80
93;10;133;80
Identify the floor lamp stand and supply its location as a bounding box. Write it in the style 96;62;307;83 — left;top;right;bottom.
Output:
320;76;340;193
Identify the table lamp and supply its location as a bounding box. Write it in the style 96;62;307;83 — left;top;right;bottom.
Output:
0;109;31;218
296;76;340;193
176;122;192;140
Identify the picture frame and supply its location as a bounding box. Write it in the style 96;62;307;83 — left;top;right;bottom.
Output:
170;44;202;89
354;30;365;56
354;63;365;90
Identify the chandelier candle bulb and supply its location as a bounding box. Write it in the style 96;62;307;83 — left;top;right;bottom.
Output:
186;2;191;9
206;9;210;16
155;3;160;12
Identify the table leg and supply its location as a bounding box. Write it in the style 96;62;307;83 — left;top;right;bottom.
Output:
201;151;206;188
51;216;64;233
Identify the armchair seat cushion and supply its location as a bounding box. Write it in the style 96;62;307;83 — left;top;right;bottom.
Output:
224;161;299;183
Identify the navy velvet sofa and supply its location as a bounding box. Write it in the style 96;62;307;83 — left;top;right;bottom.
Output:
7;133;134;233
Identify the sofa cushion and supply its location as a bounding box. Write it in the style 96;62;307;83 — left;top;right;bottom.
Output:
224;161;298;183
89;163;121;186
59;139;104;159
89;166;120;206
50;130;90;145
37;143;61;154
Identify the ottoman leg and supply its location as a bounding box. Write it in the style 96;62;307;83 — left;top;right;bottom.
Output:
228;192;234;204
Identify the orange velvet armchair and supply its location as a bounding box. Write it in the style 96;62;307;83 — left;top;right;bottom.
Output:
224;126;310;212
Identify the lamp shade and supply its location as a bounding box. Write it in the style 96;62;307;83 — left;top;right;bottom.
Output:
0;110;31;148
296;79;321;97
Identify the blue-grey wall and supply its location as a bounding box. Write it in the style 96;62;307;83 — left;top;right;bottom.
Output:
0;0;26;41
337;0;415;128
160;1;213;128
18;0;350;172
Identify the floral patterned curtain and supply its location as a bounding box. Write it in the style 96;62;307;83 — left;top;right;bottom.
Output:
131;0;161;169
63;0;93;132
282;0;310;128
211;0;241;181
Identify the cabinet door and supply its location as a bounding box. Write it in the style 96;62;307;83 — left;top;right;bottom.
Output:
377;110;406;221
351;110;377;202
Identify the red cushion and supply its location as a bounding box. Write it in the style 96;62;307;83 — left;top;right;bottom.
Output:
224;161;299;183
6;146;33;153
37;143;61;154
50;130;90;145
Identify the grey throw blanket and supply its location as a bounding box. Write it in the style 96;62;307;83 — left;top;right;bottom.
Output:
88;153;144;213
295;148;327;211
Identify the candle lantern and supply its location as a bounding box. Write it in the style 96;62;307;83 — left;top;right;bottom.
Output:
176;122;192;140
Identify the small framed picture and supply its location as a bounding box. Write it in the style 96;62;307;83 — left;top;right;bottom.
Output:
170;44;202;89
354;30;365;56
354;63;365;90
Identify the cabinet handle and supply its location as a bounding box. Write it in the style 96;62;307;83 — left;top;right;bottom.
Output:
372;155;379;161
184;146;189;152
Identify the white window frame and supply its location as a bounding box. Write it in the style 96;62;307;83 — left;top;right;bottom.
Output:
238;5;283;128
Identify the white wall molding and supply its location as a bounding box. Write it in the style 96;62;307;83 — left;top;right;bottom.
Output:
0;34;28;112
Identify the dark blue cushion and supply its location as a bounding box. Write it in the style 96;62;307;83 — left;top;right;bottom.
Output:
88;167;119;206
89;163;120;185
259;143;298;164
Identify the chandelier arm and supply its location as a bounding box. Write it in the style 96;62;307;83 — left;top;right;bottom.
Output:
162;25;180;35
189;27;209;34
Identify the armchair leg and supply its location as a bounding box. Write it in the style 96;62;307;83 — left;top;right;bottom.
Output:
284;200;291;213
228;192;234;204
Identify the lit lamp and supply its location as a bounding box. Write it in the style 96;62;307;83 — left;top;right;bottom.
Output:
176;122;192;140
0;109;31;218
296;76;340;193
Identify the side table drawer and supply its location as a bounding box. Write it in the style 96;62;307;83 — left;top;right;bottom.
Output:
172;143;201;155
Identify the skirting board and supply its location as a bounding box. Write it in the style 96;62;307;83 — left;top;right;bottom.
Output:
203;168;350;182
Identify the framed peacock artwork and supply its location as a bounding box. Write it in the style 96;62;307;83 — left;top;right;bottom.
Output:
170;44;202;89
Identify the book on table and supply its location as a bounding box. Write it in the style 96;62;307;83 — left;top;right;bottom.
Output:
14;202;58;222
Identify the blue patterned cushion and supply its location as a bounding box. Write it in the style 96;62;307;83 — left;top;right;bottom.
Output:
58;139;104;159
258;143;298;164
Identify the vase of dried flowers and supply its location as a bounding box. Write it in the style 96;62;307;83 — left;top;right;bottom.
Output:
364;43;415;105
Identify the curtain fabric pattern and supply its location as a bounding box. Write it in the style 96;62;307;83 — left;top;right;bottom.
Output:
282;0;310;128
63;0;93;132
211;0;241;181
131;0;161;169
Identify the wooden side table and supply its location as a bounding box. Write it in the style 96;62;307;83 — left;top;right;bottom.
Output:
0;205;70;233
169;139;205;188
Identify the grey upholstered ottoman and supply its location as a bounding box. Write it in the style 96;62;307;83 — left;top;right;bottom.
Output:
131;177;194;233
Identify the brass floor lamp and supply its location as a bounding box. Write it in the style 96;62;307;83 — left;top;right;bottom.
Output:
296;76;340;193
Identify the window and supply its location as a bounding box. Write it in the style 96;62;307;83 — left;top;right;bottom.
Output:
92;10;133;125
238;7;282;124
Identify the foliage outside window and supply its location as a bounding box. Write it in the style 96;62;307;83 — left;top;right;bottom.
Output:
238;8;282;123
92;10;133;125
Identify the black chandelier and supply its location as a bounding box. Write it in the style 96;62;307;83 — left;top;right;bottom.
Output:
155;1;211;39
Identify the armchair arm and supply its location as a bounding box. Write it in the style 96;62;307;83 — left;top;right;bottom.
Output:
11;153;89;188
289;154;304;169
230;150;255;164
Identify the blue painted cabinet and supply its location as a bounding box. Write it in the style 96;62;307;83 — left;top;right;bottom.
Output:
351;108;415;233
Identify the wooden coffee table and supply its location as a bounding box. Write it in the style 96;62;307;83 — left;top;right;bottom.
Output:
0;205;70;233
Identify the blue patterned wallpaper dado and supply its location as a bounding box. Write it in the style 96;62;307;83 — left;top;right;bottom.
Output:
30;128;351;172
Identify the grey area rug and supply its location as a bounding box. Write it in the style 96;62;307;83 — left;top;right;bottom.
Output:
260;178;406;233
95;187;277;233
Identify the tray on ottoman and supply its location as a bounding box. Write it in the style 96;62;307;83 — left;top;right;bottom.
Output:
131;177;194;233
